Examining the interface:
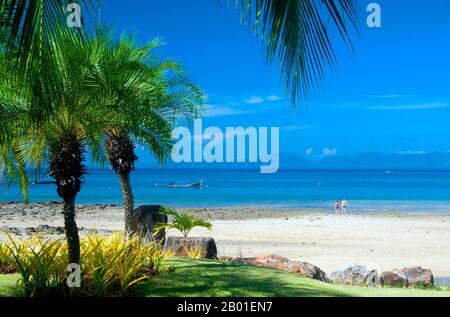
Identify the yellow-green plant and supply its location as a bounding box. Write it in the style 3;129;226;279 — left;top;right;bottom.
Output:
82;232;121;296
155;207;213;238
1;231;172;297
149;246;174;274
182;245;203;259
2;231;68;296
82;231;156;296
0;239;15;273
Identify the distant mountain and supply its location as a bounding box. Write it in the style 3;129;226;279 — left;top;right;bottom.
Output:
279;153;312;170
309;152;450;170
139;152;450;171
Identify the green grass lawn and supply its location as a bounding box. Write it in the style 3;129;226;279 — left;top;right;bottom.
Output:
0;273;20;297
1;258;450;297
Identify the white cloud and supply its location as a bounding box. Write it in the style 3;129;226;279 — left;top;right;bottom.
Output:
364;102;448;111
282;125;311;131
322;148;338;158
244;95;284;105
371;94;405;99
305;148;313;156
204;102;279;117
245;96;265;105
395;150;428;155
204;94;285;117
267;95;282;102
203;106;249;117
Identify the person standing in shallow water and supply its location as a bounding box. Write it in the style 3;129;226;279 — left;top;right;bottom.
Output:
335;200;340;215
342;199;348;215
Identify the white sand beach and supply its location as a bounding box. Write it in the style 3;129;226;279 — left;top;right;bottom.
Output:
207;215;450;278
1;203;450;278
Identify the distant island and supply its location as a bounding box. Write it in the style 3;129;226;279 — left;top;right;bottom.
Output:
141;152;450;171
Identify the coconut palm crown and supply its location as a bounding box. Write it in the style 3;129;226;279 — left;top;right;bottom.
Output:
86;28;206;234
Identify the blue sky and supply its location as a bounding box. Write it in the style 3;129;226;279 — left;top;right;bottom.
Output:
102;0;450;164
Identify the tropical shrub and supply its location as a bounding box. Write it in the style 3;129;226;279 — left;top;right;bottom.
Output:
182;245;203;259
155;207;213;238
81;231;172;296
2;232;68;296
0;239;16;274
0;231;172;297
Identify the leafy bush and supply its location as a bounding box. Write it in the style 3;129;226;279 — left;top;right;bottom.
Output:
0;231;172;297
2;232;68;296
0;239;16;274
155;207;213;238
182;245;203;259
81;231;172;296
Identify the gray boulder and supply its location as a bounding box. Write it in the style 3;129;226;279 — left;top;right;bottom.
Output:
134;205;168;244
380;271;408;288
233;254;330;283
296;261;330;283
392;267;434;288
164;236;217;259
331;265;380;287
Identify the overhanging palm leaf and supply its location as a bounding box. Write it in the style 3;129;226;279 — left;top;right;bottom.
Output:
2;0;360;109
231;0;361;107
0;47;31;202
0;0;100;129
0;0;99;73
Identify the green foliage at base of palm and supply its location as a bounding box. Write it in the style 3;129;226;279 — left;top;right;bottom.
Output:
155;207;213;238
182;245;203;259
0;239;15;274
2;232;72;296
0;231;172;297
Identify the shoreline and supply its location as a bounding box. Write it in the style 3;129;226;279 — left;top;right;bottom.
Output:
2;202;450;278
2;201;450;220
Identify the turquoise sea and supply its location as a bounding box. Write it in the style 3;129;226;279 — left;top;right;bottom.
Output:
2;169;450;213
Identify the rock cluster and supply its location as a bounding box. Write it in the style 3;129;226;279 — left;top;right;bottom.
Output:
230;255;434;288
164;237;218;259
134;205;168;244
380;267;434;288
232;254;330;283
330;265;380;287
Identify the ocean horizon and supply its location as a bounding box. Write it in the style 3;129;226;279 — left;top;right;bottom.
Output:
2;169;450;213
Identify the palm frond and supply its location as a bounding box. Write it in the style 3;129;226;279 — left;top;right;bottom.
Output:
0;0;99;74
233;0;361;108
155;207;213;238
83;27;206;166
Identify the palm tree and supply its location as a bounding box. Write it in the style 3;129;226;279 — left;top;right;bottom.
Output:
1;33;111;264
86;29;205;234
1;0;360;109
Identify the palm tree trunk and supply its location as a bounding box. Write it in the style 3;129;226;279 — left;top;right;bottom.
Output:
63;197;80;264
105;130;138;236
118;171;137;235
48;134;86;265
18;160;29;205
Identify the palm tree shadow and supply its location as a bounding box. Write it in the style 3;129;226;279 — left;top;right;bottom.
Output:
146;260;350;297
